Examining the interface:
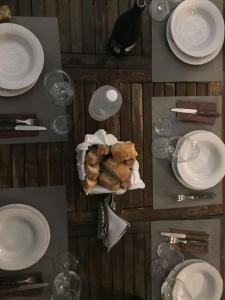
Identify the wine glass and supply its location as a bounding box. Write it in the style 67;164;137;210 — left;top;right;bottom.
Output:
44;70;74;107
51;252;81;300
149;0;171;21
157;242;184;269
153;117;172;137
51;114;73;135
151;136;178;160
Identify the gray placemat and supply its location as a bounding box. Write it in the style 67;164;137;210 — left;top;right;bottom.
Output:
151;219;221;300
0;186;68;299
152;96;222;209
0;17;69;144
152;0;223;82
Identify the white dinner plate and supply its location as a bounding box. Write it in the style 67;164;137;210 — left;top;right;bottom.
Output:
0;204;50;270
161;259;204;300
0;23;44;90
172;262;223;300
170;0;224;57
177;130;225;190
0;79;37;97
166;13;222;65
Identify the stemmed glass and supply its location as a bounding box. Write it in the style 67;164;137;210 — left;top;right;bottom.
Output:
51;252;81;300
44;70;74;107
51;114;73;135
149;0;171;21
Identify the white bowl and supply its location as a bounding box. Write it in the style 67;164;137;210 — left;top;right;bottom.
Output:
177;130;225;190
166;13;222;65
172;262;223;300
171;0;224;58
0;204;50;270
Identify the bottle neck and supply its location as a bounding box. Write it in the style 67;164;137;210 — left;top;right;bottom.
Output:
132;0;146;13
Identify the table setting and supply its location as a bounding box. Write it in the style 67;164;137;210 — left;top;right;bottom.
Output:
151;0;224;82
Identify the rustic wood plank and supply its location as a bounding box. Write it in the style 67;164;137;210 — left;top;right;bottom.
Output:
207;82;223;96
82;0;96;54
186;83;196;96
77;237;90;300
143;83;153;208
70;0;83;53
73;82;87;212
153;83;165;96
49;142;63;185
165;82;175;96
12;144;25;187
175;83;186;96
57;0;71;52
4;0;18;15
25;144;38;186
123;234;135;300
18;0;31;15
0;145;12;188
112;241;124;300
37;143;50;186
120;82;133;209
44;0;57;16
89;237;101;300
134;233;145;298
95;0;107;54
101;248;113;300
132;83;143;208
196;83;207;96
31;0;44;16
142;0;151;56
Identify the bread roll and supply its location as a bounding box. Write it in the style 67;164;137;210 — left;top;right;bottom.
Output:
84;177;97;193
111;143;138;162
86;147;102;165
97;144;110;155
85;163;99;181
103;158;131;182
99;171;120;191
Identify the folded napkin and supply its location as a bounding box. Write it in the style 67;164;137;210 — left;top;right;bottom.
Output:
98;195;130;252
0;114;38;138
176;100;217;125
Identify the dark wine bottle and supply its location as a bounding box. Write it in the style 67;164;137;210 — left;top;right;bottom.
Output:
109;0;146;56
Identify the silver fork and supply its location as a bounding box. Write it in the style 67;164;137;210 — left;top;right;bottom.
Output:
16;276;37;285
15;118;37;126
0;276;37;288
177;193;215;202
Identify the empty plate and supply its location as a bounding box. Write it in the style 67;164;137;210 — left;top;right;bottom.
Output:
170;0;224;57
166;13;222;65
0;80;37;97
172;262;223;300
0;204;50;270
0;23;44;90
177;130;225;190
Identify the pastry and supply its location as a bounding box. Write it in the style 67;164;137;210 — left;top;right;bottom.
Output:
84;177;97;193
99;171;120;191
85;147;102;165
103;158;131;182
111;143;138;162
0;5;11;22
97;144;110;155
85;163;99;181
125;158;135;169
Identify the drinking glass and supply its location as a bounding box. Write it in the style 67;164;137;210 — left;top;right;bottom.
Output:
51;252;81;300
151;257;171;280
157;242;184;268
149;0;171;21
51;114;73;135
153;117;172;137
44;70;74;107
151;136;178;159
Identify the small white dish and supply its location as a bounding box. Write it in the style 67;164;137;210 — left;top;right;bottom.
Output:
170;0;224;58
161;259;204;300
177;130;225;190
0;204;50;270
0;23;44;90
172;262;223;300
166;13;222;65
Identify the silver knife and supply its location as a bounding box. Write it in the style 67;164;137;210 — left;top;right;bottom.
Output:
0;124;47;131
160;232;209;241
171;108;220;117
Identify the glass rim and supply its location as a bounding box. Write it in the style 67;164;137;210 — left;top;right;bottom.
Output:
44;69;71;90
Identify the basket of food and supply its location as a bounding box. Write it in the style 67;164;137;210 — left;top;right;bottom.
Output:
76;129;145;194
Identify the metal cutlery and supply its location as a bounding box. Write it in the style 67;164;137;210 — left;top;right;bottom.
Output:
0;282;49;294
0;124;47;131
171;108;220;117
176;193;216;202
161;231;209;241
0;118;38;126
0;276;37;288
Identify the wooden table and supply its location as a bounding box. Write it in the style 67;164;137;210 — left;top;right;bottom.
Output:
1;1;225;299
